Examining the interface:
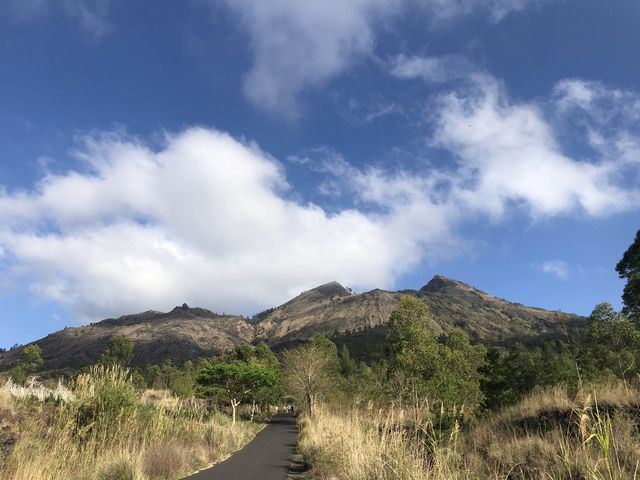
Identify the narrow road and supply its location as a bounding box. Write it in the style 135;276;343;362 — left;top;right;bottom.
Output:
182;414;299;480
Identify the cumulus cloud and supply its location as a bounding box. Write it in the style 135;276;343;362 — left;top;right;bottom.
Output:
534;259;569;279
2;0;111;37
0;128;456;320
215;0;555;115
1;74;637;323
431;74;640;218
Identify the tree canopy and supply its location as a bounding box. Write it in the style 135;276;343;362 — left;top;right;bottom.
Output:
99;336;134;367
281;335;340;417
197;360;280;424
616;229;640;324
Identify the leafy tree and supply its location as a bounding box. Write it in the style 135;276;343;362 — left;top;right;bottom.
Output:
99;336;134;367
578;302;640;382
432;329;486;412
386;296;440;403
338;344;358;378
253;341;279;368
197;360;279;424
144;364;162;389
281;335;340;417
616;229;640;324
386;298;487;413
10;344;44;384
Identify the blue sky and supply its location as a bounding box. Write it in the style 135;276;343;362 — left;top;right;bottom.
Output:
1;0;639;349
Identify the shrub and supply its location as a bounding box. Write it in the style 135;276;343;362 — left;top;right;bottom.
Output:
74;365;138;433
143;443;188;479
97;458;137;480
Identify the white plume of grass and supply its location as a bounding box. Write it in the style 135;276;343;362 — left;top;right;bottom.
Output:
3;377;75;402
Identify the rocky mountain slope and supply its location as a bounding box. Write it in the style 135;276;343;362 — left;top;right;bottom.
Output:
0;276;585;372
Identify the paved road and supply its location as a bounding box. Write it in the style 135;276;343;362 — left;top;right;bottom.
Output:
182;414;299;480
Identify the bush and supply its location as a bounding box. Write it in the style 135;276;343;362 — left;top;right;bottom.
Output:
97;458;137;480
143;443;188;479
74;365;138;433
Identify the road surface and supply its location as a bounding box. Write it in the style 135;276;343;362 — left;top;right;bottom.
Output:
182;414;299;480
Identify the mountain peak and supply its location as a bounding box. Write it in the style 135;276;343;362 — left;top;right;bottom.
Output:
419;275;463;293
309;281;349;298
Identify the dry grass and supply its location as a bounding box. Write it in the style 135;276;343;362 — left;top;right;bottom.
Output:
299;382;640;480
0;366;261;480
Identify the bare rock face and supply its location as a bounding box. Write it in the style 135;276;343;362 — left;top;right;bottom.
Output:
0;276;585;373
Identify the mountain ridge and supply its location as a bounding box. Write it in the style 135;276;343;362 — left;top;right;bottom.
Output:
0;275;586;373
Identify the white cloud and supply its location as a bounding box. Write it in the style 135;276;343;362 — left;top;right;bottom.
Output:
431;74;640;218
0;128;456;320
2;0;111;37
390;53;473;84
535;260;569;279
215;0;400;117
553;79;640;170
215;0;555;115
2;74;637;323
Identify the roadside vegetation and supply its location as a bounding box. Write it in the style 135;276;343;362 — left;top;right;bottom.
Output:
292;228;640;479
0;364;259;480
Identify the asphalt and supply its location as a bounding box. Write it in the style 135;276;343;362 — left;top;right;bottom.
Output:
182;414;299;480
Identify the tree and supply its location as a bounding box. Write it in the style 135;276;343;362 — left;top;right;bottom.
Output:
281;335;340;417
616;229;640;324
433;329;486;413
386;296;440;403
338;344;357;377
253;341;279;368
99;336;134;367
197;360;279;424
386;298;487;414
579;302;640;382
11;344;44;384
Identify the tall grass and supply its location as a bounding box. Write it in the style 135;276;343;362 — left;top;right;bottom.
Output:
299;382;640;480
0;365;260;480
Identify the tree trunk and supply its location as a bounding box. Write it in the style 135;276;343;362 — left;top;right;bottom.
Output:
306;392;313;418
231;399;239;425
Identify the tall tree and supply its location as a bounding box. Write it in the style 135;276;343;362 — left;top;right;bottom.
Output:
99;336;134;366
616;229;640;324
281;336;340;417
11;344;44;384
197;360;279;424
386;296;440;403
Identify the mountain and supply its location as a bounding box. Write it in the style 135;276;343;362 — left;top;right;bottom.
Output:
0;276;585;373
0;305;254;373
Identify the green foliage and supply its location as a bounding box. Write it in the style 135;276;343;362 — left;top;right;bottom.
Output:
338;344;357;377
253;341;279;368
10;344;44;384
616;228;640;324
100;336;134;367
481;303;640;411
197;360;280;422
20;344;44;369
75;365;138;435
386;297;486;413
578;302;640;382
432;328;486;411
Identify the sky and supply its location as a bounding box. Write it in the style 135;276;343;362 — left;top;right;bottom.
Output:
0;0;639;349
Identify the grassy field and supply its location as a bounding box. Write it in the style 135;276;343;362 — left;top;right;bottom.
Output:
299;381;640;480
0;366;260;480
